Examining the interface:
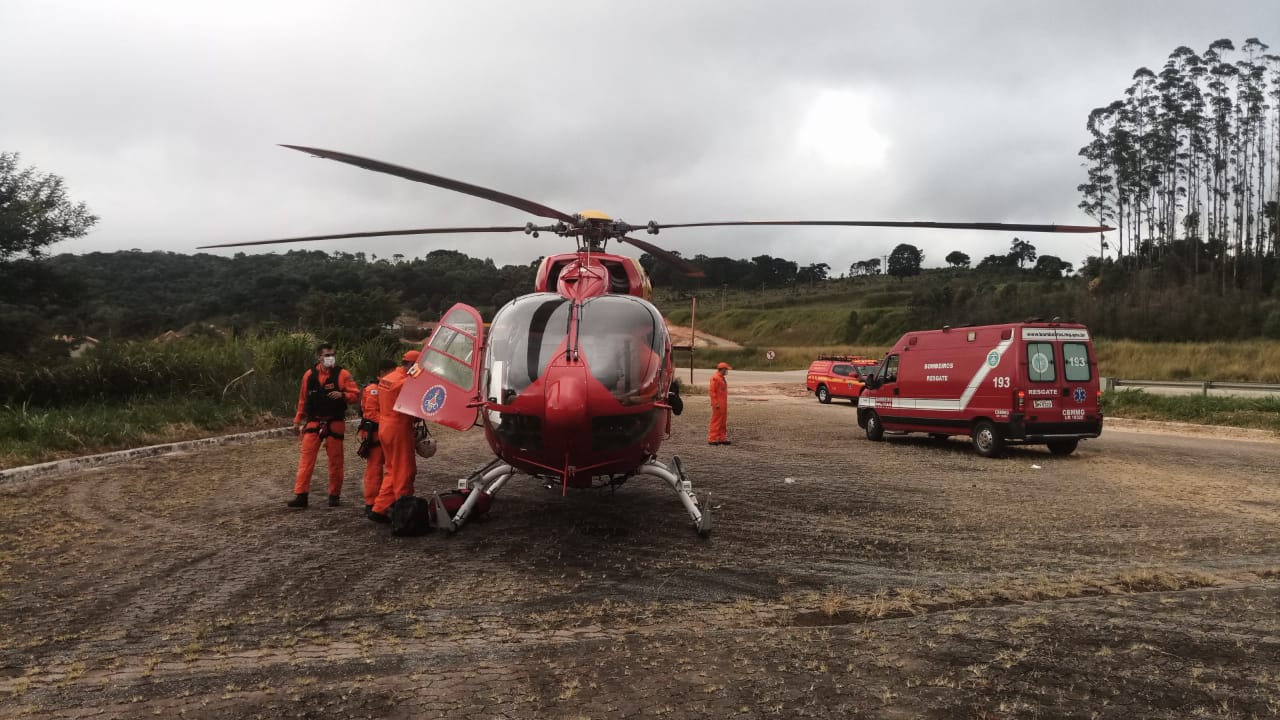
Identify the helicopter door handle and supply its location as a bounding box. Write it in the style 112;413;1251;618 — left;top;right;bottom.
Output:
893;387;900;395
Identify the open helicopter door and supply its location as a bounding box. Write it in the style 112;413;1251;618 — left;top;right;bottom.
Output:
395;303;486;430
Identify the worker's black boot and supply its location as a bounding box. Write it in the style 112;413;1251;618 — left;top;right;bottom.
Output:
328;494;341;507
286;493;308;509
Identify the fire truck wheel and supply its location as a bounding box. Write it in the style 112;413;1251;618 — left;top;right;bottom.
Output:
971;421;1004;458
816;385;831;404
864;412;884;441
1047;439;1079;455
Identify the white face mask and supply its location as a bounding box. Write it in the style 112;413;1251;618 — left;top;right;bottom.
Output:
321;356;337;368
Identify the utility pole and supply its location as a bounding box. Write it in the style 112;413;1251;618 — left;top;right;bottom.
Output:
689;296;697;385
721;283;727;312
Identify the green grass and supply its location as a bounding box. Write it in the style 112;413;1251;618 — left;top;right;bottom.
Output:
0;394;291;469
679;345;887;371
1102;390;1280;433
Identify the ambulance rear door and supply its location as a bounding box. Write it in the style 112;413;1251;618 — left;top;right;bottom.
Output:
1020;326;1098;427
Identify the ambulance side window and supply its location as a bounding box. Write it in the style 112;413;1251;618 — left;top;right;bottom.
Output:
881;355;899;383
1063;343;1092;381
832;365;852;377
1026;342;1057;383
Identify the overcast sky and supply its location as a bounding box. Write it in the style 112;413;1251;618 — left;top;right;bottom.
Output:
3;1;1277;277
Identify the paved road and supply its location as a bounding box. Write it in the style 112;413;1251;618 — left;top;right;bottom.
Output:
679;368;808;387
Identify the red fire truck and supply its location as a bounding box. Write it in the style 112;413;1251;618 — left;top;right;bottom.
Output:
805;355;882;404
856;322;1102;456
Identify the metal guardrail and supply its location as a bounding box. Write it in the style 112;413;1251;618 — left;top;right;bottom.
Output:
1103;378;1280;395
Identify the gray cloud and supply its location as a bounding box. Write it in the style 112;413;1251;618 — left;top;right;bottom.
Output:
3;0;1276;275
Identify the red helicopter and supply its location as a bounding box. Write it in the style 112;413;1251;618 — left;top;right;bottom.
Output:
202;145;1110;535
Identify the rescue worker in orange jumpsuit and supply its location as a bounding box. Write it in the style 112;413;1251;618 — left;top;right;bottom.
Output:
708;361;731;445
288;342;360;508
368;350;421;523
357;358;398;514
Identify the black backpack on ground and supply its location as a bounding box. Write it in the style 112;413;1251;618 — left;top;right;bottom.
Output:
389;496;432;536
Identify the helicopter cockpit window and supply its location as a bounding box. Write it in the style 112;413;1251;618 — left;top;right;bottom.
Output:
423;325;475;389
441;307;479;334
484;293;571;401
577;295;665;405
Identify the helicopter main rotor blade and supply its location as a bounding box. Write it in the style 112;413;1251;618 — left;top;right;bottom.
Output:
197;226;526;249
619;236;706;278
648;220;1113;233
280;145;579;224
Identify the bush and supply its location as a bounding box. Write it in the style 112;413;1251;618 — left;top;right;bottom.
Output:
843;310;861;343
0;332;334;409
860;309;913;345
1262;309;1280;340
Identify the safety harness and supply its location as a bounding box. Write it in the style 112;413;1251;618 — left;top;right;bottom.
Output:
303;365;347;440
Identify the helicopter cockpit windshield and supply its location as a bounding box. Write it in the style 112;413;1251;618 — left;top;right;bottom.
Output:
484;293;571;404
578;295;665;405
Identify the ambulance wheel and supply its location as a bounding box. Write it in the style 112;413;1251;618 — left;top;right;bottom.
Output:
1047;439;1079;455
816;385;831;404
864;412;884;441
971;421;1004;458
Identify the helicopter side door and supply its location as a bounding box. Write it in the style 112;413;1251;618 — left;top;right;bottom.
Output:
395;303;486;431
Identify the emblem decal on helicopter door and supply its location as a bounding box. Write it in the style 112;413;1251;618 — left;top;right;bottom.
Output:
422;385;447;415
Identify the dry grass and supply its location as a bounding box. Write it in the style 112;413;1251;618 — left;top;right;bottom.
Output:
1095;339;1280;383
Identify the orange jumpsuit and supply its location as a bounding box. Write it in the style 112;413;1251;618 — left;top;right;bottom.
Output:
293;365;360;496
371;367;417;515
708;371;728;443
357;381;385;508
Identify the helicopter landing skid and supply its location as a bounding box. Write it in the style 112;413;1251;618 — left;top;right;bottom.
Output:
438;459;517;533
634;455;711;536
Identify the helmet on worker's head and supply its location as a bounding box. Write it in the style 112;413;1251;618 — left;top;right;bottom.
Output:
717;362;732;370
402;350;420;364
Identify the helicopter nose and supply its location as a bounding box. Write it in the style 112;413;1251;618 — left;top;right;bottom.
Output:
543;365;589;444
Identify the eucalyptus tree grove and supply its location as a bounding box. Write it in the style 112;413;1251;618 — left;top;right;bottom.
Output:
1078;38;1280;287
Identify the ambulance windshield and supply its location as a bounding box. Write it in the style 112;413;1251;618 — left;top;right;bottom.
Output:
577;295;665;404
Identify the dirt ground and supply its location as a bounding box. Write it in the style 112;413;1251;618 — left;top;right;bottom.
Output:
2;387;1279;719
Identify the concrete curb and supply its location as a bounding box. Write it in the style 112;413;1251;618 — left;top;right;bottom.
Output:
0;425;297;486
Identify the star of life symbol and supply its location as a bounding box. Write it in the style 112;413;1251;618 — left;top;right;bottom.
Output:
422;385;447;415
1073;387;1087;404
986;351;1000;367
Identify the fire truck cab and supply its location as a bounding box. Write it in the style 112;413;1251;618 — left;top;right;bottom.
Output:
857;322;1102;457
